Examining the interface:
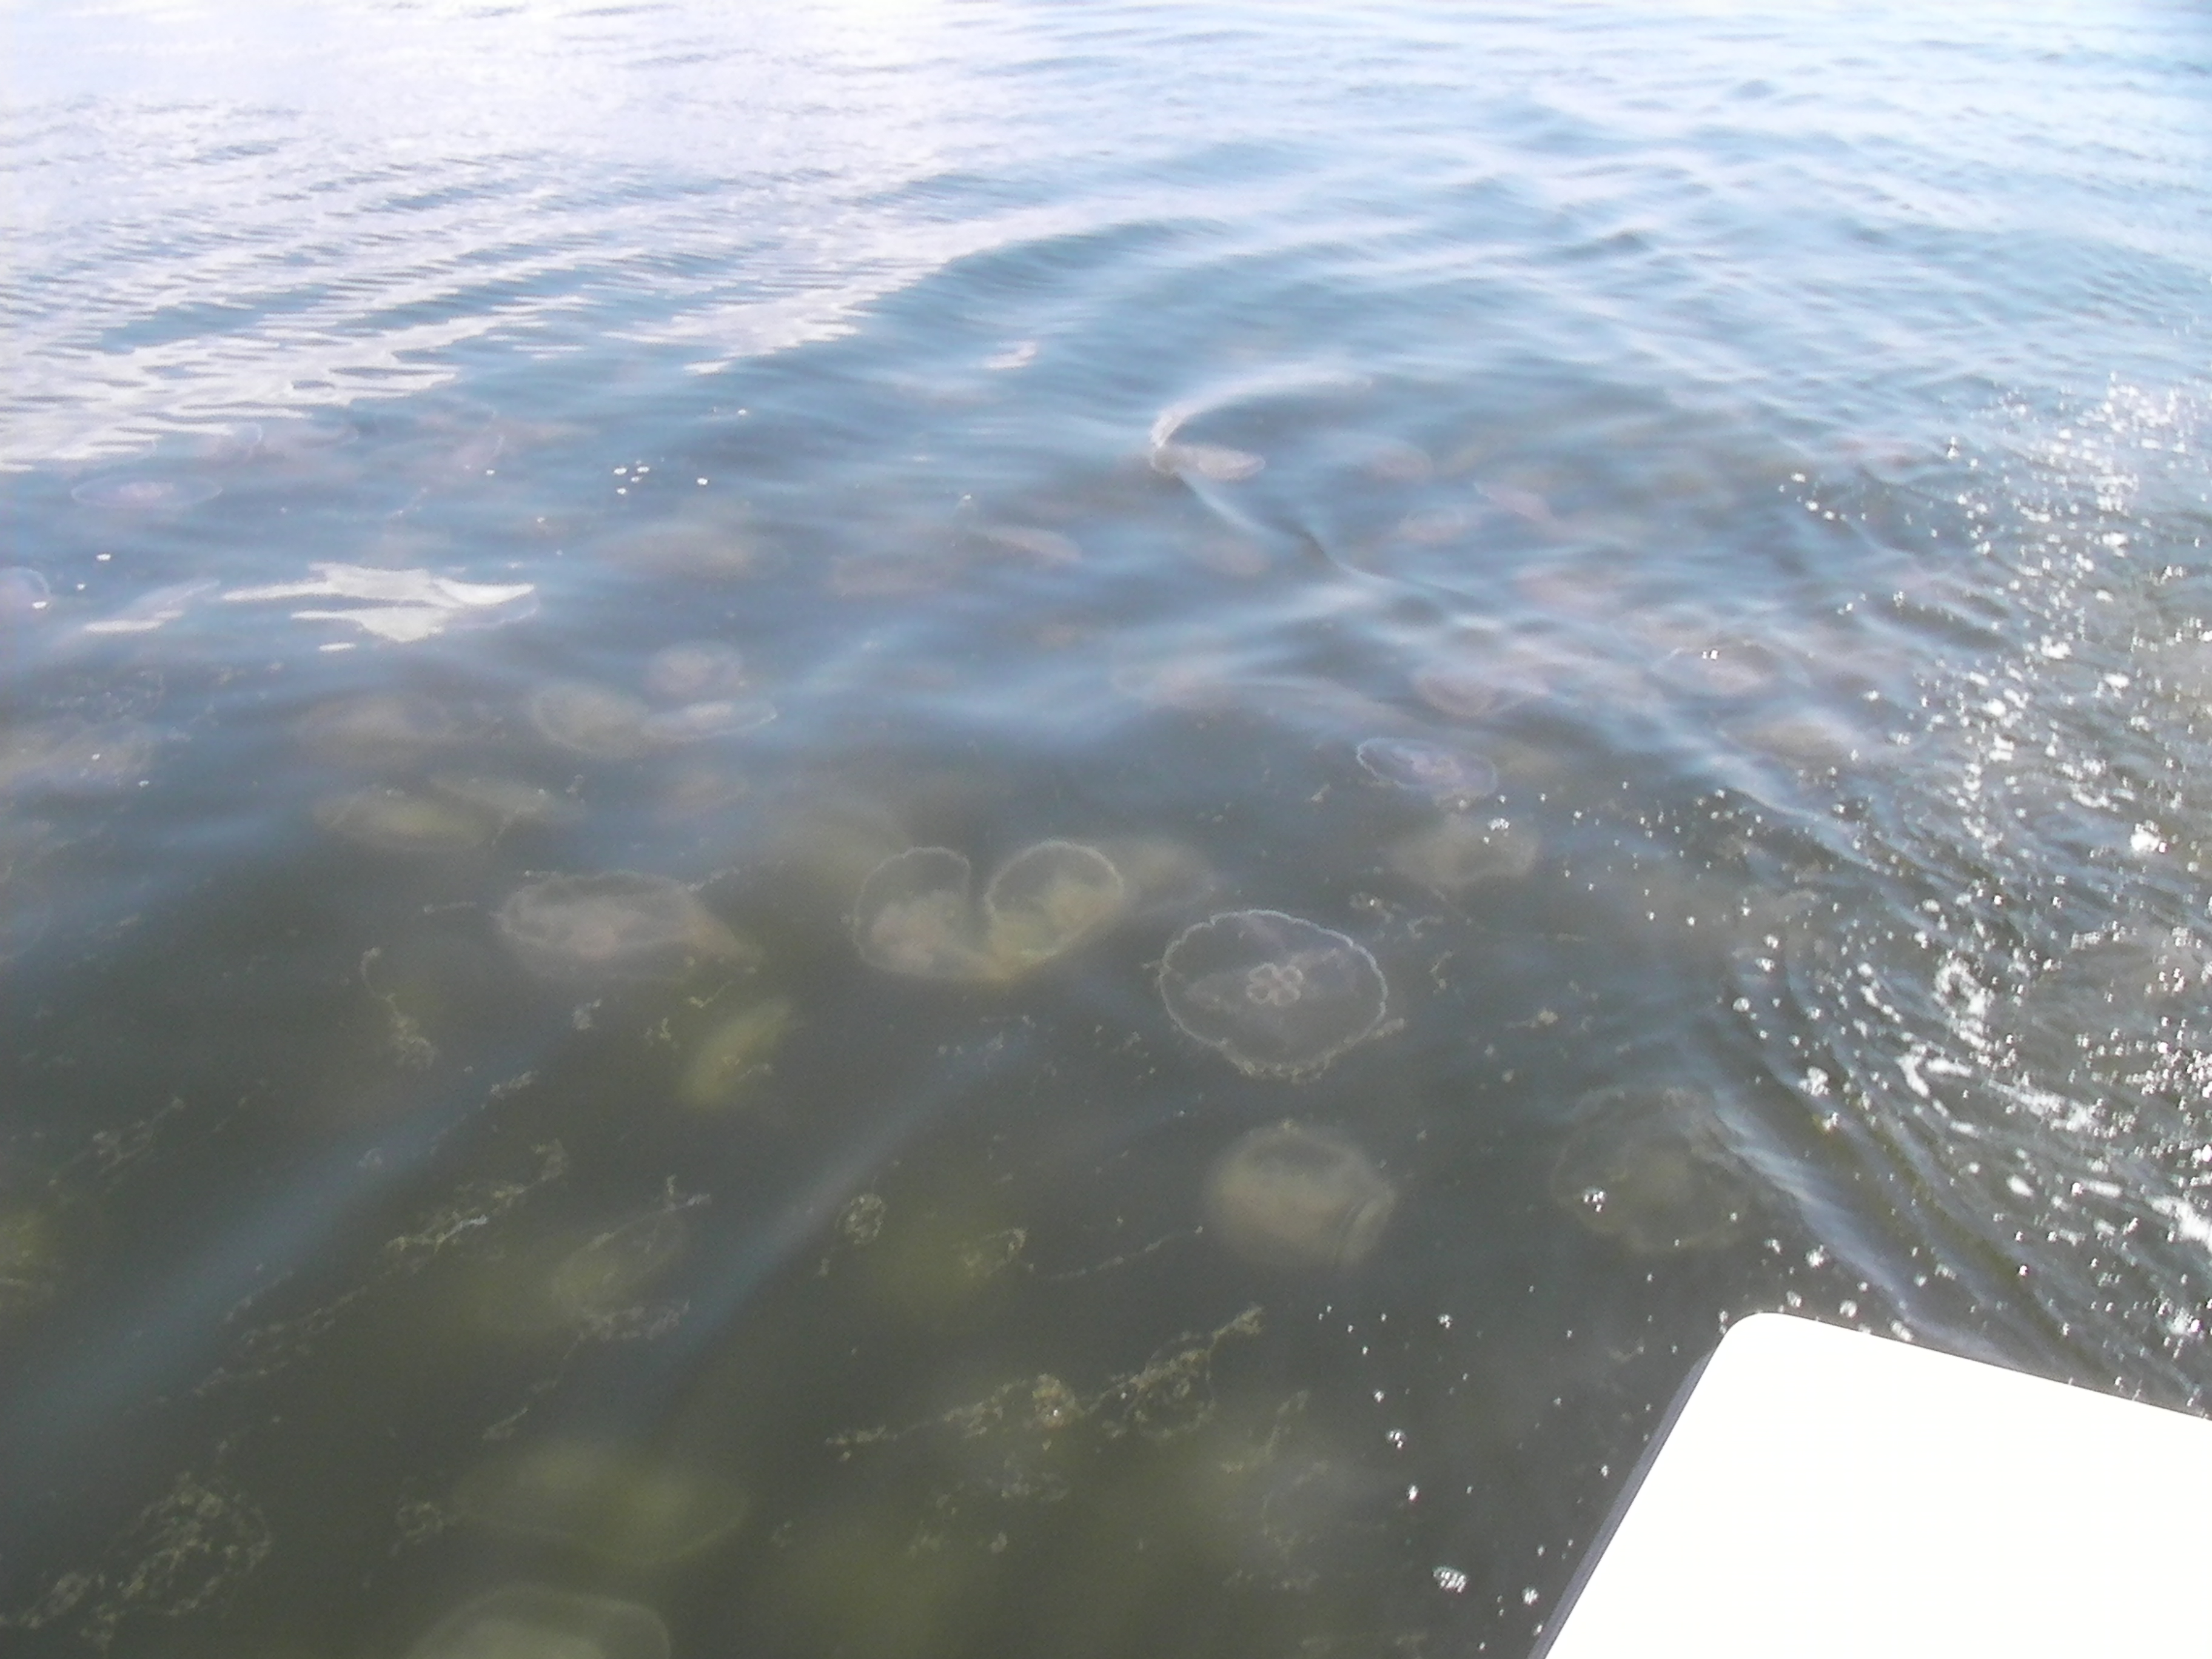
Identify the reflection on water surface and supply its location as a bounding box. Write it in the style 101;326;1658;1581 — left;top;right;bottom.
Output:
3;2;2210;1657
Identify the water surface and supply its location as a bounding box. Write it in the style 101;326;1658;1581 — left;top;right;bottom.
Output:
4;4;2210;1656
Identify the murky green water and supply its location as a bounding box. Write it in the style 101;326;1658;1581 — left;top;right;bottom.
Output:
4;3;2210;1655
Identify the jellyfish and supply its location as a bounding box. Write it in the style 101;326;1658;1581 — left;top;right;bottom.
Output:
599;514;776;581
1158;910;1388;1078
1203;1122;1395;1272
426;773;578;831
1652;636;1790;700
853;848;995;982
1384;814;1540;894
1354;737;1498;805
496;873;756;982
1549;1086;1756;1255
546;1205;695;1324
401;1584;670;1659
980;840;1125;971
0;721;159;797
70;477;221;511
529;681;655;760
315;786;491;853
1;568;52;620
680;996;795;1110
297;692;458;766
854;842;1127;984
645;640;748;703
1410;660;1544;722
455;1441;748;1567
638;697;776;744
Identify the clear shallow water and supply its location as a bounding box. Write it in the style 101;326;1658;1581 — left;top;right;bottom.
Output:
2;2;2210;1654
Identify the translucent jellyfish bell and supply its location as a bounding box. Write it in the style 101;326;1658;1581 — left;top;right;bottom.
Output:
853;841;1127;984
1384;813;1540;894
1204;1122;1395;1271
547;1206;694;1324
496;873;756;982
315;786;491;853
1159;910;1388;1078
852;848;995;982
1354;736;1498;805
402;1584;670;1659
456;1441;748;1567
529;681;655;760
645;640;748;703
1549;1086;1755;1255
980;839;1125;971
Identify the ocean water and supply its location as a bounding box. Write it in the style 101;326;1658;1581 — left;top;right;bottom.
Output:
2;2;2209;1655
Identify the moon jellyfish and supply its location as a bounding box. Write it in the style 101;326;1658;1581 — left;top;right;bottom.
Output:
455;1441;748;1567
854;842;1127;984
315;786;491;853
1204;1122;1395;1272
402;1584;670;1659
853;848;994;981
1355;737;1498;805
645;640;748;702
1;1168;90;1319
70;477;221;511
427;773;578;831
497;873;756;982
1;568;51;620
1159;910;1388;1078
1410;660;1544;722
1384;813;1540;894
548;1205;696;1324
638;697;776;744
1653;636;1789;699
1549;1086;1756;1255
680;996;795;1110
601;514;776;581
0;720;159;797
529;680;655;760
980;839;1125;971
297;692;458;765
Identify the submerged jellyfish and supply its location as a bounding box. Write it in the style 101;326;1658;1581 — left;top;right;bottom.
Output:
1549;1086;1756;1255
853;848;994;982
529;681;655;760
1158;910;1388;1078
547;1205;696;1323
980;839;1125;971
638;697;776;744
427;773;578;831
70;477;221;511
0;721;159;797
1204;1122;1396;1271
402;1584;670;1659
1355;736;1498;804
496;873;755;982
456;1441;748;1567
680;996;795;1110
297;692;458;765
1384;813;1540;894
1652;636;1789;700
645;640;748;703
853;841;1127;984
1;568;52;620
314;786;491;853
